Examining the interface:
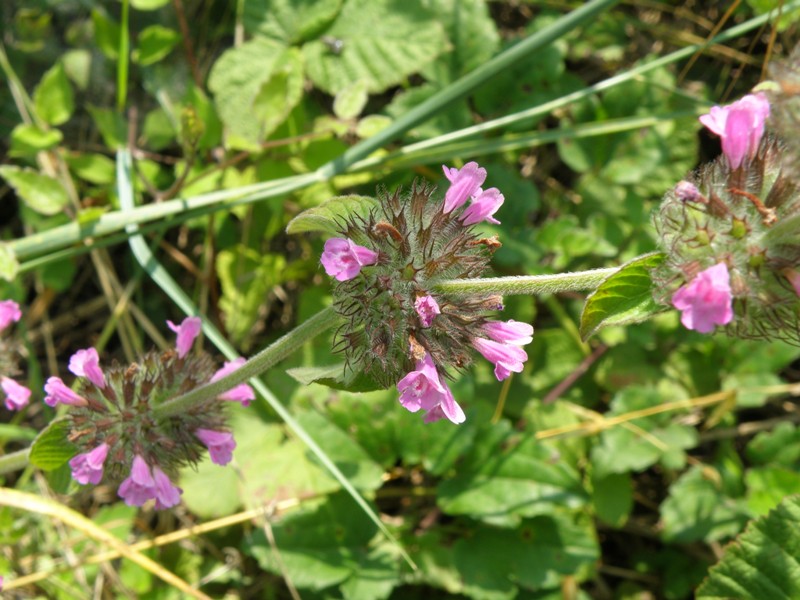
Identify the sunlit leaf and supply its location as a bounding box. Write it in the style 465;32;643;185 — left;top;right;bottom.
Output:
286;195;378;235
33;62;74;126
0;166;69;216
29;419;77;471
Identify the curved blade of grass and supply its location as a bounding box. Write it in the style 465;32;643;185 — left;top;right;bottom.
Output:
0;487;212;598
116;149;416;570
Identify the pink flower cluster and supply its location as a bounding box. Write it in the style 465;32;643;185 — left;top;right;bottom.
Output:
47;316;248;509
671;263;734;334
699;93;770;170
442;162;505;225
1;299;31;411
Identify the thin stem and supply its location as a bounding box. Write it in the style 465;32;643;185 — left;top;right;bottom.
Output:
152;306;340;419
0;448;31;476
432;267;620;297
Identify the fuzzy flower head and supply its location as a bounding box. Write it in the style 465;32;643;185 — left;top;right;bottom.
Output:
396;354;465;424
167;316;202;359
321;237;379;281
0;300;21;332
700;93;770;169
671;263;734;333
2;377;31;411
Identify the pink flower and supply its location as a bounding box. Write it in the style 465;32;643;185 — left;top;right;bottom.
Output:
167;316;202;359
482;320;534;346
69;443;109;485
211;357;255;406
118;455;157;507
414;295;441;327
44;377;88;407
674;181;702;202
672;262;734;333
460;187;504;226
396;353;465;424
68;348;106;388
196;428;236;465
472;337;528;381
2;377;31;411
442;162;487;213
699;93;770;169
320;238;379;281
0;300;21;332
152;466;182;510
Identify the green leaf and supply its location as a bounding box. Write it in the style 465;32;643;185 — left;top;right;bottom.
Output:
29;419;78;471
0;243;20;281
592;472;632;527
580;252;666;341
697;495;800;598
0;424;38;442
333;80;369;120
454;514;599;597
208;38;304;147
437;422;587;526
10;124;63;156
287;364;384;393
746;422;800;467
65;152;117;185
131;0;170;9
33;62;74;126
91;8;121;60
133;25;181;65
302;0;448;94
244;491;385;591
243;0;343;43
0;166;69;216
660;466;750;544
286;195;378;235
745;466;800;516
87;106;127;148
216;247;286;347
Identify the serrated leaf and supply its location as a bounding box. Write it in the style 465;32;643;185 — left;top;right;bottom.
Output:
0;243;20;282
0;166;69;216
287;364;383;393
29;419;78;471
243;0;342;43
209;38;304;146
302;0;448;94
133;25;181;65
33;62;74;126
580;252;666;341
286;195;378;235
697;495;800;598
10;123;63;156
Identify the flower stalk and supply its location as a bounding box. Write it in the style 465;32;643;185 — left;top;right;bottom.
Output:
432;268;620;297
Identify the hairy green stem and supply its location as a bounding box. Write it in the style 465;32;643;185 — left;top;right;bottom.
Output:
433;267;620;296
0;448;31;476
152;306;340;419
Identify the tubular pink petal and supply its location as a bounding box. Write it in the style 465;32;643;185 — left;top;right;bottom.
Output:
196;428;236;465
442;162;487;213
2;377;31;411
118;455;157;507
472;337;528;381
460;187;504;225
167;316;202;359
482;320;534;346
0;300;21;331
68;348;106;388
211;358;255;406
414;295;441;328
320;237;379;281
44;377;88;407
69;443;109;485
152;466;182;510
672;263;733;333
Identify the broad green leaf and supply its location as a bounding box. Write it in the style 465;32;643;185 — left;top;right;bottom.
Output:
697;495;800;598
580;252;666;341
87;106;127;148
209;38;304;146
10;123;63;156
91;8;120;59
0;243;20;281
286;195;378;235
65;152;116;185
286;364;383;393
295;410;385;491
746;422;800;467
0;166;69;216
437;422;587;526
592;472;632;527
333;80;369;120
243;0;342;43
661;466;750;543
302;0;448;94
454;514;599;597
133;25;181;65
33;62;74;126
745;467;800;516
29;419;77;471
62;49;92;91
131;0;170;9
244;491;383;591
